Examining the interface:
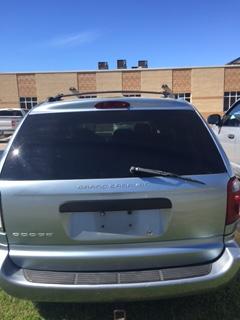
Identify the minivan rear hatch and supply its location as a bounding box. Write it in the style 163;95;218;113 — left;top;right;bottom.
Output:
0;107;229;271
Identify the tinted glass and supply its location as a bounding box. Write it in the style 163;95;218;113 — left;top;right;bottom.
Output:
0;110;22;116
222;101;240;126
0;110;226;180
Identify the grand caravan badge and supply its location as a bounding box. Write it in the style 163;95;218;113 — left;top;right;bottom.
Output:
77;182;150;190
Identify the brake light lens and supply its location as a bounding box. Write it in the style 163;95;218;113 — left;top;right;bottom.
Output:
11;119;16;128
95;101;130;109
226;177;240;225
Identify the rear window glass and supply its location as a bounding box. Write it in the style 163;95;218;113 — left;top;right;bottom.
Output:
0;110;226;180
0;110;22;116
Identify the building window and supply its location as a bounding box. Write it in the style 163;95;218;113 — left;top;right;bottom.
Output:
224;91;240;112
123;94;141;97
174;93;191;102
19;97;38;109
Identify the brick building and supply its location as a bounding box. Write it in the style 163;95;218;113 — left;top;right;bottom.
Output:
0;58;240;118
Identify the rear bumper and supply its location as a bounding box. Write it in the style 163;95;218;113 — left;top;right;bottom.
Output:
1;129;14;135
0;239;240;302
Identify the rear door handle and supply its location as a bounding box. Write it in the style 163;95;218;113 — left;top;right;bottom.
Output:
59;198;172;213
228;134;235;139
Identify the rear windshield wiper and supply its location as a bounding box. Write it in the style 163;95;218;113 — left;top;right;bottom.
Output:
130;166;205;185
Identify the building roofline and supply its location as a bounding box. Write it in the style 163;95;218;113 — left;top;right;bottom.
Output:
0;64;240;75
226;57;240;65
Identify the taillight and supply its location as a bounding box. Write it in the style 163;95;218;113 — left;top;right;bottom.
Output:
0;194;4;232
11;119;16;128
95;101;130;109
0;214;2;231
226;177;240;225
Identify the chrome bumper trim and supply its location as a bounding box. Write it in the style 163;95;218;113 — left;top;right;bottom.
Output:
23;264;211;285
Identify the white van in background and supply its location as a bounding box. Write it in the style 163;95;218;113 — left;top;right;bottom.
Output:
208;100;240;177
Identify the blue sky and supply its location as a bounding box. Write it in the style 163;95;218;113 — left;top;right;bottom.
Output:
0;0;239;72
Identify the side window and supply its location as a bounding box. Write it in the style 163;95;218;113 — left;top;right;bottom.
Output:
223;92;240;112
222;106;240;127
0;111;7;116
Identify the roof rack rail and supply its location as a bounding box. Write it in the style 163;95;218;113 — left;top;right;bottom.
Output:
47;85;175;102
